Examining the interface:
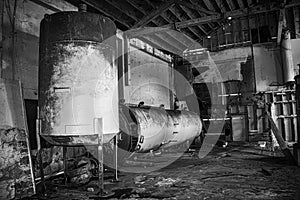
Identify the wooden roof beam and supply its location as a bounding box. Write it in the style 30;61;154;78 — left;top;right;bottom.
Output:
160;1;300;29
236;0;245;9
247;0;253;7
144;0;198;46
178;5;209;35
131;0;178;28
156;15;192;48
176;1;218;15
81;0;131;28
215;0;227;12
155;32;187;50
200;0;221;26
102;0;140;22
225;0;236;11
125;0;191;50
168;6;203;39
126;0;146;15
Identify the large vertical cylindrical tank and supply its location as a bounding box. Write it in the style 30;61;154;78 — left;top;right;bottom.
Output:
38;12;118;145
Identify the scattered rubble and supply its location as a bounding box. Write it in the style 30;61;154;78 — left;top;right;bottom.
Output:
0;127;34;199
155;177;180;187
18;144;300;200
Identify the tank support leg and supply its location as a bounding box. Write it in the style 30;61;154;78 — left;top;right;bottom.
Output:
36;109;45;195
113;135;118;181
94;118;104;196
63;147;68;185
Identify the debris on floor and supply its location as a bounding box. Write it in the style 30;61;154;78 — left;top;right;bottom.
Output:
21;143;300;200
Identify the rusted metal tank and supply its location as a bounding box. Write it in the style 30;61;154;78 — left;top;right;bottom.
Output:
118;105;202;152
38;11;118;146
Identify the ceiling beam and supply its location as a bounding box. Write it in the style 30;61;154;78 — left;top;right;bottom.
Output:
126;0;146;15
247;0;253;7
156;14;193;47
178;5;209;35
215;0;227;12
202;0;215;11
200;0;221;27
29;0;77;12
126;0;193;50
176;1;218;15
160;1;300;29
155;32;187;50
126;1;300;37
225;0;236;11
188;0;218;28
236;0;245;9
81;0;131;28
145;0;197;46
138;35;183;54
168;6;203;39
131;0;178;28
102;0;139;21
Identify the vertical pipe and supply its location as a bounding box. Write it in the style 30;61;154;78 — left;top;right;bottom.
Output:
247;105;257;139
117;38;124;100
124;34;130;86
36;106;45;194
282;94;292;141
257;108;264;134
276;94;284;139
247;13;257;92
263;93;270;133
295;75;300;143
63;147;68;185
113;135;118;181
292;93;298;142
270;93;279;149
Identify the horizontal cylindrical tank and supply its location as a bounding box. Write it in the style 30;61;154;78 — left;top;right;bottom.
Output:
38;11;118;146
118;105;202;153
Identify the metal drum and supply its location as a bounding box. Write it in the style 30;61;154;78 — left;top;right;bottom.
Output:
118;105;202;152
38;11;118;146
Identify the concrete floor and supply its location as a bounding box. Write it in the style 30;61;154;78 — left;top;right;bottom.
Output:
24;143;300;200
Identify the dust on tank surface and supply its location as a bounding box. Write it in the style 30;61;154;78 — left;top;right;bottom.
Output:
117;105;202;153
38;11;118;146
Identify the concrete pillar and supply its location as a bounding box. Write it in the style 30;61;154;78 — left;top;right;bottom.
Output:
281;30;295;83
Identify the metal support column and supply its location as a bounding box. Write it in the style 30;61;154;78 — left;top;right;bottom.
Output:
94;118;104;196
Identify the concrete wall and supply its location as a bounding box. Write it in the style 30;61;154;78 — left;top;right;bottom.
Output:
291;38;300;73
1;0;76;100
125;46;173;109
193;43;284;92
253;43;283;91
